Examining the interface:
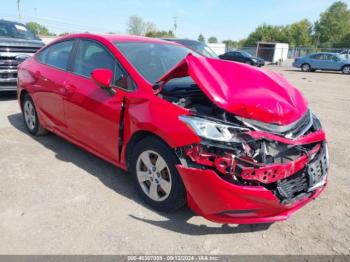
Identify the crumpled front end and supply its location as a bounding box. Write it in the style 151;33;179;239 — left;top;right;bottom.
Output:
157;53;328;224
175;111;329;224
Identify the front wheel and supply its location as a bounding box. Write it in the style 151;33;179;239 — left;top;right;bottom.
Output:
342;65;350;74
130;137;186;212
22;94;48;136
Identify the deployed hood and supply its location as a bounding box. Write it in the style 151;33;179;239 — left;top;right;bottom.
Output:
157;54;308;125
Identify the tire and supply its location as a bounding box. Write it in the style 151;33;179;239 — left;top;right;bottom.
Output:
130;137;186;212
342;65;350;74
301;63;311;72
22;94;48;136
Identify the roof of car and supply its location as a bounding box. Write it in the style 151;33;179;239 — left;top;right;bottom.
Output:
59;33;177;45
0;19;25;26
163;38;202;44
310;52;339;55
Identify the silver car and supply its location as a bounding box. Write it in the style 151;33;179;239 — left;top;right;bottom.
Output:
293;52;350;74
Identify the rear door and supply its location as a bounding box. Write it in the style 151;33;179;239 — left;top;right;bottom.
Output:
308;54;323;69
63;39;134;162
33;40;75;131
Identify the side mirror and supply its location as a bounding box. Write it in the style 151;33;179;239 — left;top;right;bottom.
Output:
91;68;115;95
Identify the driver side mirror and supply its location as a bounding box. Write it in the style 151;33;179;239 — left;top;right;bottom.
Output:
91;68;116;95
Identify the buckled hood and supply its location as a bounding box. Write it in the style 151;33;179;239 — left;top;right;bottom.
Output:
157;54;308;125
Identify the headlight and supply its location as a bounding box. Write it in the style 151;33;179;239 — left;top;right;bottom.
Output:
179;115;248;142
312;113;322;130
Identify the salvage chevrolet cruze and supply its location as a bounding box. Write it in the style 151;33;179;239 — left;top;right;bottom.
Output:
17;34;329;224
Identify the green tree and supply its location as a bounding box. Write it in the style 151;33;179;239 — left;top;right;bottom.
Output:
144;22;157;35
243;24;289;46
198;34;205;43
314;1;350;47
25;22;53;36
335;32;350;47
59;32;71;36
126;16;145;35
145;30;175;38
222;40;237;50
208;36;218;43
286;19;313;47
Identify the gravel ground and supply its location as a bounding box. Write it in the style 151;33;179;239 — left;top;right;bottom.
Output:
0;65;349;255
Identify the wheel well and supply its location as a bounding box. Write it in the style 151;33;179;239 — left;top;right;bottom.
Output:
125;131;172;171
19;90;29;110
342;64;350;70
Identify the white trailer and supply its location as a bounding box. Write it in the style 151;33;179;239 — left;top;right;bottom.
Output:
207;43;226;56
256;42;289;64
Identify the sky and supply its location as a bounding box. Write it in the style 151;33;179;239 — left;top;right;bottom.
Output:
1;0;350;41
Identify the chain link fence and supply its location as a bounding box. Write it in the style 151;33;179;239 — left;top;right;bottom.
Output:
227;46;350;59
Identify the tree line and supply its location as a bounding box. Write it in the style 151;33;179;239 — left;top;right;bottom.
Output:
219;1;350;48
24;1;350;48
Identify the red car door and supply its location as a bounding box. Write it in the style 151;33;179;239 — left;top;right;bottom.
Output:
62;39;134;163
33;40;75;131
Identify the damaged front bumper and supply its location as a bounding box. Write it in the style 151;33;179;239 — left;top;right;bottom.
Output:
176;129;328;224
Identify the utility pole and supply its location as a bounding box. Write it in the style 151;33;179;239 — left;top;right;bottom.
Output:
173;16;177;36
17;0;22;21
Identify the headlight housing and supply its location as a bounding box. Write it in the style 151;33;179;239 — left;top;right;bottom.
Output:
179;115;249;142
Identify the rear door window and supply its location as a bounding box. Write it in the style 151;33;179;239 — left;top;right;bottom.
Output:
309;54;323;60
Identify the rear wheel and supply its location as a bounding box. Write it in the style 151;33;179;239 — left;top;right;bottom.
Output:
22;94;48;136
130;137;186;212
301;63;311;72
342;65;350;74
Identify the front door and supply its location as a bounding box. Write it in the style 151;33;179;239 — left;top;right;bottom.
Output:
62;39;133;163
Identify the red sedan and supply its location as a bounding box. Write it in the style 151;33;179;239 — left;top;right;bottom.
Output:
17;34;329;224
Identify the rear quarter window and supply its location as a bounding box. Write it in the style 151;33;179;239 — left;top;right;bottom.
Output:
36;40;74;70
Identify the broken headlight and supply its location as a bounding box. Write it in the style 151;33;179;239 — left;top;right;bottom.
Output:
179;115;249;142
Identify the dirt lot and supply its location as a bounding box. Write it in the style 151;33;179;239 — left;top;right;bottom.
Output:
0;65;349;255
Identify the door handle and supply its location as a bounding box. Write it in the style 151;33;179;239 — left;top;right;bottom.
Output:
61;81;76;95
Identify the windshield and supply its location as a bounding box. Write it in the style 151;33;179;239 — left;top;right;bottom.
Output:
115;42;195;83
182;41;218;58
240;51;252;57
338;54;347;60
0;22;38;40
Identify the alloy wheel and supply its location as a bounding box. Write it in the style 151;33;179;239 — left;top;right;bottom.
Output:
24;100;36;131
301;64;310;72
136;150;172;202
343;66;350;74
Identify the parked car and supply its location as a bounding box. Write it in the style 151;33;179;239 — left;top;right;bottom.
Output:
18;34;328;224
293;52;350;74
219;51;265;67
163;38;218;58
0;19;44;92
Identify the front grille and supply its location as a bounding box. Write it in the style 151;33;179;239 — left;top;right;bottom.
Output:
274;144;328;204
276;170;309;204
238;110;313;139
0;46;41;53
0;45;40;71
0;59;20;69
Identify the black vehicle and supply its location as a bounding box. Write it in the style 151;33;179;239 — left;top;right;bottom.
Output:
163;38;218;58
0;19;44;92
219;50;265;67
